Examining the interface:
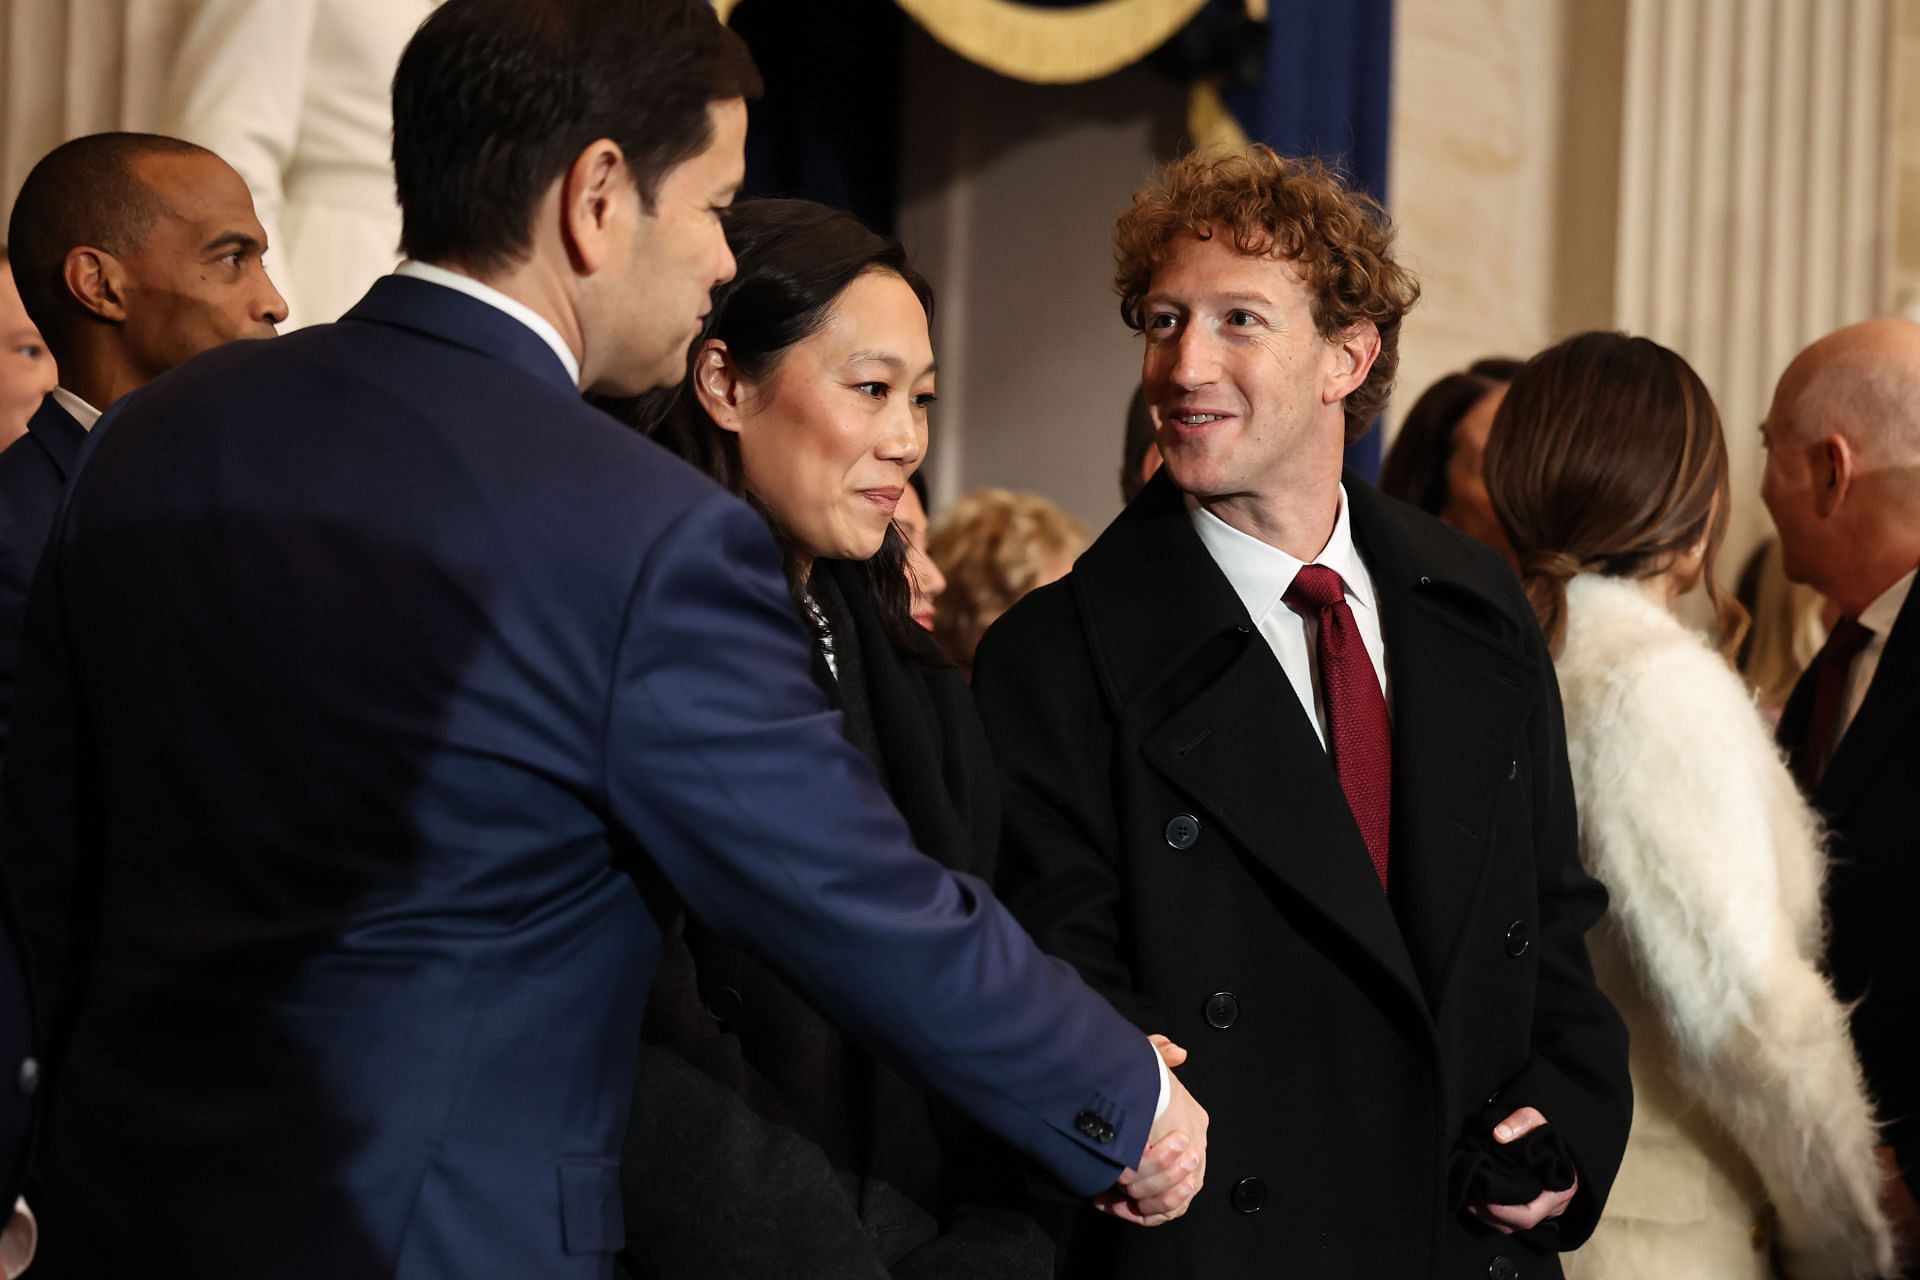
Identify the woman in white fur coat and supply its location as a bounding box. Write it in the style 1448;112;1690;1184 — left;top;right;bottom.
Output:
1483;332;1895;1280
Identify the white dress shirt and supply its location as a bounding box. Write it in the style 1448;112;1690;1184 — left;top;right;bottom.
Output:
1189;484;1390;752
49;386;101;431
1839;567;1916;744
393;260;581;387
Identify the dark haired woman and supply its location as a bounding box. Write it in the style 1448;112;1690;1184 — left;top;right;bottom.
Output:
1484;332;1892;1280
1378;356;1521;564
609;198;1048;1279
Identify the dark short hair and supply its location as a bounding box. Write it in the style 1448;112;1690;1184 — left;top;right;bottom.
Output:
6;132;211;360
393;0;763;274
1377;357;1523;514
610;198;934;657
1121;386;1156;503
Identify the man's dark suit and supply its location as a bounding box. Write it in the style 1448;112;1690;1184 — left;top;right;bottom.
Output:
0;276;1159;1277
1779;576;1920;1225
972;474;1632;1279
0;877;35;1214
0;395;87;766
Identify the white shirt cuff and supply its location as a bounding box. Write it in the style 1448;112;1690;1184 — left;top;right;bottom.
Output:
1153;1043;1171;1119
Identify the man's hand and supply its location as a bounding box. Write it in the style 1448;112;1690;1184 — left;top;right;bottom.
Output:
1092;1035;1208;1226
1466;1107;1578;1234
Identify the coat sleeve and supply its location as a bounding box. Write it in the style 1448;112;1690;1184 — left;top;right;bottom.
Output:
599;493;1160;1199
1577;645;1893;1280
1493;606;1634;1248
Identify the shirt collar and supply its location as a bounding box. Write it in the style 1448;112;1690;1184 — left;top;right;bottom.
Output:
50;386;102;431
1859;567;1916;638
393;260;582;387
1188;483;1377;623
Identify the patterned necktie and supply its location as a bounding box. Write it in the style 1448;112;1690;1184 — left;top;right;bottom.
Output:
1790;615;1873;792
1284;565;1392;892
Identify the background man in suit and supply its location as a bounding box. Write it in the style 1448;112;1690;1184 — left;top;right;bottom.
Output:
1765;318;1920;1269
0;132;286;764
973;147;1631;1279
0;1;1206;1273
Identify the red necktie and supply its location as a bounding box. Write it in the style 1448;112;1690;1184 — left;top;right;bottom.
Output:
1285;565;1392;892
1790;615;1873;791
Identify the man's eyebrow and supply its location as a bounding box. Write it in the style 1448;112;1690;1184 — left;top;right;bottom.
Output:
200;230;263;255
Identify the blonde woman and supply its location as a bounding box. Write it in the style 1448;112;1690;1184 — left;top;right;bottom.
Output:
927;489;1087;673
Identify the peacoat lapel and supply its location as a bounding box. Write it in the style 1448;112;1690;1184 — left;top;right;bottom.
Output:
1816;577;1920;821
1345;481;1538;1010
1072;474;1540;1021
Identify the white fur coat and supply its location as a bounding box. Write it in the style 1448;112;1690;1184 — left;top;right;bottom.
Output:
1553;574;1894;1280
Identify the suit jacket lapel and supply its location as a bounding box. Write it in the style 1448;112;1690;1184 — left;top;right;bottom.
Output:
1076;472;1428;1019
26;396;88;481
1818;580;1920;819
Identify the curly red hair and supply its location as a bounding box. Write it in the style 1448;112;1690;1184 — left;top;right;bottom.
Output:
1114;146;1421;442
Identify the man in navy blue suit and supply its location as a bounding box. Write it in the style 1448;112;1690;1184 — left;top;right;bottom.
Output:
0;132;286;768
0;2;1207;1274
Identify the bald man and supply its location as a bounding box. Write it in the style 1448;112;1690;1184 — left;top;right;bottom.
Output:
1762;317;1920;1267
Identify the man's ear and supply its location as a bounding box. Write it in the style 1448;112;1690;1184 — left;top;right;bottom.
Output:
64;246;126;323
558;139;629;276
1324;319;1381;406
1814;433;1855;519
692;339;748;433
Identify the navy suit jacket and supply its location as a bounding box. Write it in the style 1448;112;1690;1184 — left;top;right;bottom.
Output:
0;395;87;766
1;277;1157;1277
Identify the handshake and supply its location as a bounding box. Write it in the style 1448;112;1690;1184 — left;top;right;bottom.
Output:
1093;1034;1210;1227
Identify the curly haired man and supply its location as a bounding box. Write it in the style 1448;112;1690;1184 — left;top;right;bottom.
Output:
971;146;1632;1279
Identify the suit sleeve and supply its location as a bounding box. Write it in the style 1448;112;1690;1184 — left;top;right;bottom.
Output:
1580;649;1893;1279
1495;609;1633;1247
600;494;1159;1198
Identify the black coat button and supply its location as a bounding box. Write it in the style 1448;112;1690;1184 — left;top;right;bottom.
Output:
1164;814;1200;850
1504;921;1530;958
1075;1109;1116;1144
707;985;743;1022
1204;991;1239;1029
16;1056;36;1099
1230;1177;1267;1214
1489;1256;1519;1280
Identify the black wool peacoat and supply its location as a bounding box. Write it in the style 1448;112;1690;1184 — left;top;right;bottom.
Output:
972;472;1632;1280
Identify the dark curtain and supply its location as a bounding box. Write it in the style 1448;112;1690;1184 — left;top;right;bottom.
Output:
731;0;906;235
1218;0;1397;478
